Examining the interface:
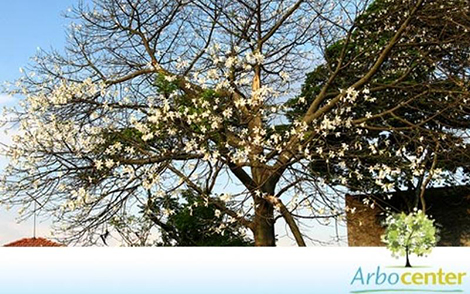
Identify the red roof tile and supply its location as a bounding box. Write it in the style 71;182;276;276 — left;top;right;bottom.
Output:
4;237;65;247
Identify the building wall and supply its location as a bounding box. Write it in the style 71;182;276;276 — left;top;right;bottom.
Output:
346;196;385;246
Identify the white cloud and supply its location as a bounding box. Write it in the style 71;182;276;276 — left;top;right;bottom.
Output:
0;94;13;105
0;127;16;145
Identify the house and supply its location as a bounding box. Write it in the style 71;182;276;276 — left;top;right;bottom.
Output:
4;237;65;247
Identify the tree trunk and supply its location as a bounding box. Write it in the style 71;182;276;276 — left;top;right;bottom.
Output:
254;197;276;246
405;246;412;268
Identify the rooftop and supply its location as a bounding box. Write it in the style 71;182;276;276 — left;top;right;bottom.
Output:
3;237;65;247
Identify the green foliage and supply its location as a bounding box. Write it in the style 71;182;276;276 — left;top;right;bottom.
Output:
154;72;179;96
382;211;438;265
285;0;470;194
200;89;219;100
148;190;253;246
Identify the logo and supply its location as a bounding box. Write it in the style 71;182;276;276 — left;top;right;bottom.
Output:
350;266;467;293
349;210;466;292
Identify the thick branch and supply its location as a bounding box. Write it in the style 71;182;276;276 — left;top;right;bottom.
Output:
266;196;306;246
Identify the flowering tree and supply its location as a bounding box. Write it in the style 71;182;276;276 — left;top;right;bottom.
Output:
290;0;470;212
382;211;438;267
0;0;469;246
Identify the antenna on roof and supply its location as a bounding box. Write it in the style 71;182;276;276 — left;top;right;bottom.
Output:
25;192;41;239
33;201;37;238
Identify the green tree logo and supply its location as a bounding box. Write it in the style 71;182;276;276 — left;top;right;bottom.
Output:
382;211;438;267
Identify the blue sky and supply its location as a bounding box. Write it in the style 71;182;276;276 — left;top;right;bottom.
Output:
0;1;79;83
0;0;78;244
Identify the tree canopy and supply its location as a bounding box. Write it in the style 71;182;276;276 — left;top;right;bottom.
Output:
290;0;470;211
0;0;469;246
110;189;253;246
